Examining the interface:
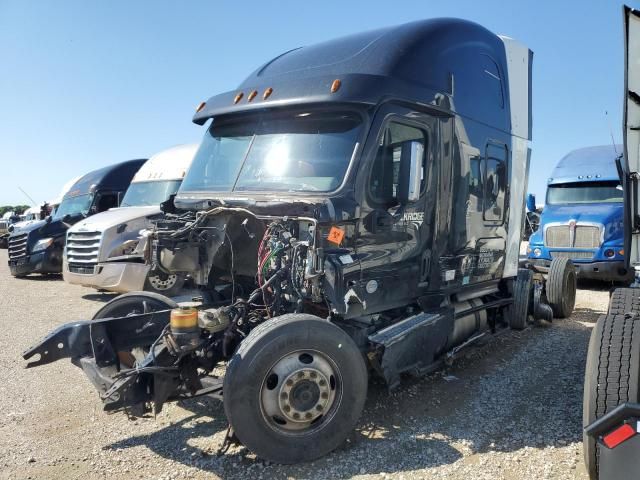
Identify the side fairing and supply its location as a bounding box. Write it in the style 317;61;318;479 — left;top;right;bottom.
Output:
500;36;533;278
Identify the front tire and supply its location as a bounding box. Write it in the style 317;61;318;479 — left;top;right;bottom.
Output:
223;314;368;463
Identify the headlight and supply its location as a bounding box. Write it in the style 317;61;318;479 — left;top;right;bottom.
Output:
533;248;542;257
108;239;140;259
32;238;54;252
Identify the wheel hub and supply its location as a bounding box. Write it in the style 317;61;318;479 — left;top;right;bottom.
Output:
148;273;177;290
260;350;339;432
278;368;331;423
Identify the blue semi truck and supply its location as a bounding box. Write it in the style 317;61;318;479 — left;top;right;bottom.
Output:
527;144;631;283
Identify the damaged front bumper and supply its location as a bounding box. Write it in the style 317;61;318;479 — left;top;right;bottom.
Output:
22;310;222;414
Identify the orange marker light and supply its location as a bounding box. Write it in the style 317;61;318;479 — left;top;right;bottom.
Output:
330;79;341;93
327;226;345;245
248;90;258;102
234;92;244;104
195;101;206;113
263;87;273;100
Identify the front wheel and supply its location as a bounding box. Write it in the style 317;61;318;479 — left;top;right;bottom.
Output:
223;314;368;463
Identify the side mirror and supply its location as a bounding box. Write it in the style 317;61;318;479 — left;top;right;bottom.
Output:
160;193;177;214
526;193;537;212
398;141;423;205
45;215;52;224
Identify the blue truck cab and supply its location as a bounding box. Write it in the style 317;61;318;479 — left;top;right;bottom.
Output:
527;145;630;282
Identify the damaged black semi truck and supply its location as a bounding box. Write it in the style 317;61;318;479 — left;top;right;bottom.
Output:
24;18;576;463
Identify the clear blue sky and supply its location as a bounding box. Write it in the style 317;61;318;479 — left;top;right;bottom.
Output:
0;0;635;205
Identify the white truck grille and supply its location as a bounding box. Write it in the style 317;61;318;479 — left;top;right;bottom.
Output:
66;231;101;270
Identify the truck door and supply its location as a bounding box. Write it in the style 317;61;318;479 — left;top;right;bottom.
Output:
624;6;640;277
352;105;439;313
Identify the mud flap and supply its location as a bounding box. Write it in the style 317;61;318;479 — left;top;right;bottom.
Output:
585;402;640;479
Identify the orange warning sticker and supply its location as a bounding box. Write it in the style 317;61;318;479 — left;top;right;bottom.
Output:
327;226;345;245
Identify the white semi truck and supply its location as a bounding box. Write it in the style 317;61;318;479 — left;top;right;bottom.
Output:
62;144;197;295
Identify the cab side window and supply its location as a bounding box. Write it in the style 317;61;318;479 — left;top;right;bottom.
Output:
480;54;504;109
370;122;426;207
483;143;507;221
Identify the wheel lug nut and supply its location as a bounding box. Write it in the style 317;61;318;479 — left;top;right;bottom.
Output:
310;371;317;379
319;379;326;386
281;393;288;400
293;412;300;419
283;405;291;412
316;405;323;411
305;412;313;419
298;371;305;379
286;379;294;386
321;392;329;399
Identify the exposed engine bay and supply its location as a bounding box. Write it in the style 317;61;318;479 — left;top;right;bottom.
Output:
24;208;353;414
152;207;325;313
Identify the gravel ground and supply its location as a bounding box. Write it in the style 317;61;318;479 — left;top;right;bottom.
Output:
0;248;609;479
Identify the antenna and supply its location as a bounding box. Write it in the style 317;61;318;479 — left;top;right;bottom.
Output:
605;110;619;155
17;186;37;206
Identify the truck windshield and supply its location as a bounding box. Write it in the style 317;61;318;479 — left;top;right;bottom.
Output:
53;193;93;219
546;181;623;204
121;180;182;207
180;110;362;193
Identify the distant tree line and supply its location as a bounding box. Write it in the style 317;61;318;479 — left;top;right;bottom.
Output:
0;205;31;216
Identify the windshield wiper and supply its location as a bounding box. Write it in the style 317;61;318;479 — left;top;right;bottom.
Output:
231;134;257;192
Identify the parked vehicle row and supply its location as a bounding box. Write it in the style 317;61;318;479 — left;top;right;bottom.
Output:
8;159;145;277
63;144;197;295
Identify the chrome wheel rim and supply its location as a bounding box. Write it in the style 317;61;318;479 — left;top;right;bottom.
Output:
148;273;177;291
260;350;341;433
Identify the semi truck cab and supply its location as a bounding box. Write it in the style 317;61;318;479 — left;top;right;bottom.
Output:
22;18;576;464
527;145;631;282
63;145;197;294
7;159;145;277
